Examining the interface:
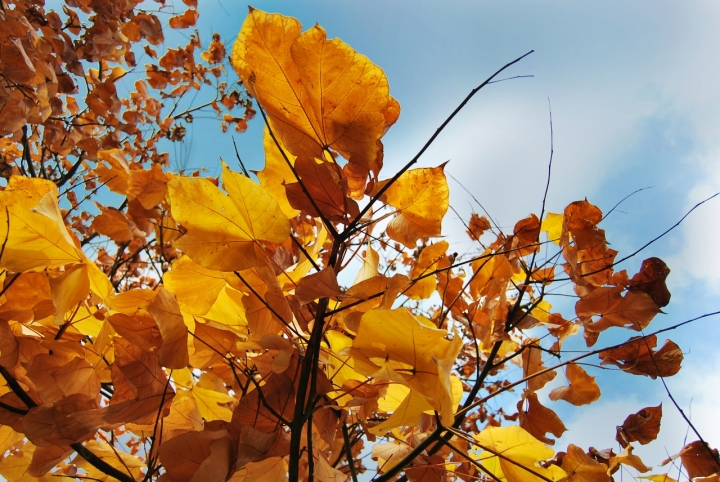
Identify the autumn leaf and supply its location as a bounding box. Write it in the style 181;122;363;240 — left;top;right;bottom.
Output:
598;335;683;378
549;363;601;406
576;286;660;333
518;390;567;445
522;340;557;392
168;162;290;271
169;9;199;29
561;444;611;482
231;8;399;174
608;445;652;474
616;405;662;447
350;308;462;425
663;441;720;480
256;127;300;218
295;268;341;304
0;178;84;272
377;164;450;248
472;426;567;482
628;257;671;308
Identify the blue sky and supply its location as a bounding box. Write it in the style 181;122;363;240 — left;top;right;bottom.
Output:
155;0;720;472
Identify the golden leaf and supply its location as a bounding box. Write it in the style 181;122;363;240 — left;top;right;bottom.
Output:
561;444;611;482
168;163;290;271
549;363;601;406
231;9;399;174
350;308;462;425
379;164;449;248
473;425;566;482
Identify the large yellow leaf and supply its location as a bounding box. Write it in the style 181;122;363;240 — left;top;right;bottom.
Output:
168;163;290;271
0;180;84;272
164;256;227;315
380;164;449;248
350;308;462;425
370;388;433;436
191;385;235;422
473;426;566;482
257;127;299;218
231;8;399;174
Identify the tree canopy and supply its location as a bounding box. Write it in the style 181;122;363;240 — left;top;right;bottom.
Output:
0;1;718;481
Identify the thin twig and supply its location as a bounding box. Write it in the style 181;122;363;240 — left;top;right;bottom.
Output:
231;136;250;177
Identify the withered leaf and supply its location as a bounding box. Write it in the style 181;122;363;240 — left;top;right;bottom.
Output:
598;335;682;378
616;405;662;447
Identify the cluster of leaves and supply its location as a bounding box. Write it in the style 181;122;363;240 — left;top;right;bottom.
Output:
0;2;719;481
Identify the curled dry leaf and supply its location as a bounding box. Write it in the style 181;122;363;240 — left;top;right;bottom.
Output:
616;405;662;447
561;444;611;482
663;441;720;480
598;335;683;379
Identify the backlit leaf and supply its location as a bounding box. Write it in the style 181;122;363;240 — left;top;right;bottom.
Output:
549;363;601;406
168;163;290;271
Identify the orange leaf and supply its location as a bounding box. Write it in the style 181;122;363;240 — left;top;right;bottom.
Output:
147;288;190;369
561;444;611;482
169;9;199;29
518;390;567;445
295;268;341;304
598;335;682;378
549;363;600;406
616;405;662;447
522;340;557;392
231;8;398;173
628;257;671;308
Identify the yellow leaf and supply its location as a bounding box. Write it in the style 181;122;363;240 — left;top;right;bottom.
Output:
164;256;227;315
609;445;652;474
50;263;89;326
0;425;23;454
350;308;462;425
541;212;564;245
0;181;83;272
640;475;678;482
201;286;248;335
191;385;235;422
167;163;289;271
405;241;448;300
257;127;300;218
370;388;433;436
381;164;449;248
74;439;144;481
473;426;566;482
353;242;379;285
470;251;514;300
86;259;113;301
231;9;399;173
